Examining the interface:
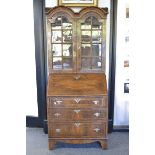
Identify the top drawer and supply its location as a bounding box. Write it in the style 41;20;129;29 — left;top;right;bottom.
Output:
47;96;107;108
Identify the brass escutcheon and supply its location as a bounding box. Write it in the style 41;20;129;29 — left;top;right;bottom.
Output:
74;75;80;80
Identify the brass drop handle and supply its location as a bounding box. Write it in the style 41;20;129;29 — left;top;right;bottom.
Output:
94;112;100;117
94;128;100;132
73;109;81;114
74;75;80;80
93;100;99;105
54;113;61;117
54;100;62;105
74;123;81;127
55;129;61;133
74;98;81;103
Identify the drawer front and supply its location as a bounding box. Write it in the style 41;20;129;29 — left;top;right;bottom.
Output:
48;122;106;138
48;108;107;122
47;97;107;108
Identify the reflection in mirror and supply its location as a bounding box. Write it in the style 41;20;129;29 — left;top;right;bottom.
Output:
85;17;92;23
62;16;72;29
81;58;91;69
92;57;102;69
81;23;91;29
81;44;91;56
51;17;62;29
63;30;72;43
92;44;101;56
52;31;62;43
102;41;106;54
52;44;62;56
81;31;91;43
92;31;101;43
63;44;72;56
63;58;72;69
53;57;62;69
92;17;102;29
81;17;91;29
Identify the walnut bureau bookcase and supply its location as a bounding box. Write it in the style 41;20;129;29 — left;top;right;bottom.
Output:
46;6;108;149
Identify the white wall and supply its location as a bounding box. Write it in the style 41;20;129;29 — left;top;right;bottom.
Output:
45;0;110;7
26;1;38;116
0;1;39;154
46;0;57;7
114;0;129;126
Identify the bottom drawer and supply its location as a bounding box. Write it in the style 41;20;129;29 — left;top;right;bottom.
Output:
48;122;107;138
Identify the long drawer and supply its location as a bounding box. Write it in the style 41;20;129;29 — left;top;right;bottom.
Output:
48;122;107;138
48;108;107;122
47;97;107;108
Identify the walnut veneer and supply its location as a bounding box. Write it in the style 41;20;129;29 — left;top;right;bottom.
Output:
46;6;108;150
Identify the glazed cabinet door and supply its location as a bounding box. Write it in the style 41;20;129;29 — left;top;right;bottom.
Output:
77;14;107;73
47;13;76;73
46;7;108;74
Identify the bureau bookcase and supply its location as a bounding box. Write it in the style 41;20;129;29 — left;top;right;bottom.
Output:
46;6;108;149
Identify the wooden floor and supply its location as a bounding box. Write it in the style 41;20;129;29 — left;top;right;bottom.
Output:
26;128;129;155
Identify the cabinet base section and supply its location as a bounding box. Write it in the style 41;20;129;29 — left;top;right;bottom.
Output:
48;138;108;150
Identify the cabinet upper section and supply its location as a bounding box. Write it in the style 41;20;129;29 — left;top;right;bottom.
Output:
46;6;108;74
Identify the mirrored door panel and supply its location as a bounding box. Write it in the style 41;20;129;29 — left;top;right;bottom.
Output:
92;44;102;56
63;30;72;43
47;7;108;74
48;15;75;73
79;16;106;72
